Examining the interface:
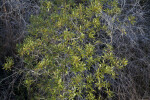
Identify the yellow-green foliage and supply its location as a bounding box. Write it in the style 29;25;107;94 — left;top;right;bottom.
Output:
4;0;128;99
3;57;14;70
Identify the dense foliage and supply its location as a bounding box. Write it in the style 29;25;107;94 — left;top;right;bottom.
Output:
1;0;150;100
3;0;129;99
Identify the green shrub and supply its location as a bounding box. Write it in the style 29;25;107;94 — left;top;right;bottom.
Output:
4;0;128;99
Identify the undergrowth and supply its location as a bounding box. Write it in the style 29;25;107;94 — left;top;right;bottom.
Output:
1;0;149;100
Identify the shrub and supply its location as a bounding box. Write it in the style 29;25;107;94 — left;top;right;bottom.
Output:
4;0;129;99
